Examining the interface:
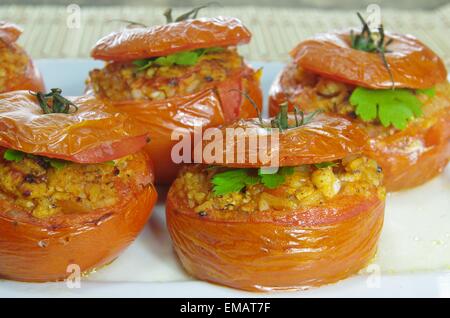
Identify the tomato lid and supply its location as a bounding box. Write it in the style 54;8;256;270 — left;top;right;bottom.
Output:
291;29;447;89
91;17;251;62
0;91;150;163
201;112;367;167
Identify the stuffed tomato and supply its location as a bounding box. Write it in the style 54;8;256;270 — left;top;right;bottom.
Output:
0;21;45;93
0;90;157;282
87;10;262;184
269;14;450;191
166;108;385;291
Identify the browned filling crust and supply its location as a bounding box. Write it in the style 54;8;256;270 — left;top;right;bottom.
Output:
0;41;28;92
171;156;384;219
278;62;450;137
0;152;148;219
88;48;244;101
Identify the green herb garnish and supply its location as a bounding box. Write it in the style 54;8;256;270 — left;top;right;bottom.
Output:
350;87;425;130
314;162;337;169
211;166;295;195
350;12;394;88
3;149;69;170
3;149;25;162
259;166;294;189
48;159;67;170
31;88;78;115
417;87;436;98
211;169;259;195
133;47;224;71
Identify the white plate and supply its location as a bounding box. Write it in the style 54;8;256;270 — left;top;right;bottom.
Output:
0;59;449;298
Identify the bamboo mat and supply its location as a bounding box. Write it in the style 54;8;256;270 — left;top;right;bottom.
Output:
1;4;449;67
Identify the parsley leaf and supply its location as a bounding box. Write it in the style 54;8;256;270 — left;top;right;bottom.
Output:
171;51;201;65
132;59;153;71
314;162;337;169
153;54;178;66
211;167;295;195
133;47;224;71
3;149;25;162
211;169;259;196
259;173;285;189
350;87;424;130
3;149;72;170
259;166;294;189
48;158;67;170
417;87;436;98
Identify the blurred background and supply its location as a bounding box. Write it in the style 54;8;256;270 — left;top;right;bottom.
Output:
4;0;450;9
1;0;449;66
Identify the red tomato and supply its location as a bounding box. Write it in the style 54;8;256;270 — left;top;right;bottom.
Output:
290;29;447;89
0;91;152;163
91;17;252;62
269;30;450;191
0;21;45;93
200;113;367;167
166;113;385;291
0;151;157;282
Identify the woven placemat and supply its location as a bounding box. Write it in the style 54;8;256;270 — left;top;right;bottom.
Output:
1;4;449;67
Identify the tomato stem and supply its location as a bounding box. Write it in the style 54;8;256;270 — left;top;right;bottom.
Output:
31;88;78;115
351;12;395;89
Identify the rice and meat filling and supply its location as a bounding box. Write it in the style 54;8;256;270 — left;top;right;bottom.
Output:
172;156;385;217
0;42;28;92
278;62;450;136
0;151;146;219
88;48;244;101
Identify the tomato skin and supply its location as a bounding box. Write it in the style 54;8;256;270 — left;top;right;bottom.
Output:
0;151;157;282
215;64;263;123
200;113;367;168
269;61;450;191
111;65;262;185
88;16;261;184
268;71;293;118
0;91;151;164
91;17;252;62
0;21;22;43
366;107;450;191
290;29;447;90
166;187;384;291
113;89;225;184
166;98;384;290
0;22;45;94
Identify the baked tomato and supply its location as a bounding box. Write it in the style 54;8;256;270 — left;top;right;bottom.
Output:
112;89;225;184
87;13;262;184
0;21;45;93
0;90;157;282
166;111;385;291
290;29;447;90
269;18;449;192
90;17;251;62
